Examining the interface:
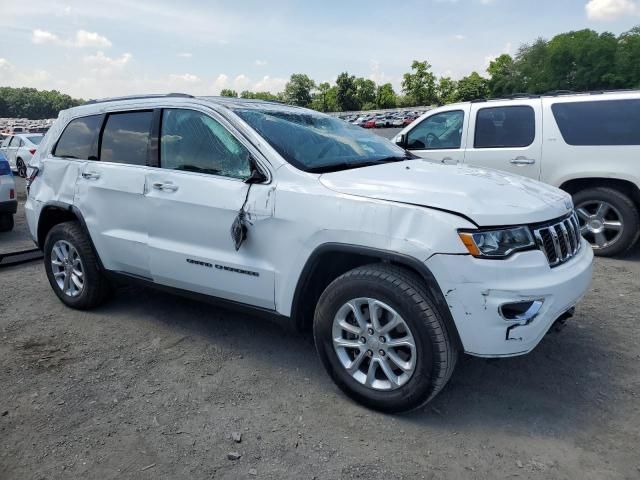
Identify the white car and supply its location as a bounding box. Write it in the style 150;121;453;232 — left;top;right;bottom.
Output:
0;133;44;178
0;152;16;232
25;94;592;412
394;90;640;256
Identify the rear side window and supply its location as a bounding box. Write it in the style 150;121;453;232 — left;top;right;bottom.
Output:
27;136;43;145
54;115;102;159
100;111;153;165
551;100;640;146
8;136;20;147
474;106;535;148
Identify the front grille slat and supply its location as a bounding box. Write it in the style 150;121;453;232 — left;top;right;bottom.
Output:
533;211;581;268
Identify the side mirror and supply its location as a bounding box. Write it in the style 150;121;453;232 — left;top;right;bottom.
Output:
244;159;267;184
395;133;407;148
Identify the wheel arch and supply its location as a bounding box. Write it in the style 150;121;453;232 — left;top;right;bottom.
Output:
37;202;104;270
290;243;463;349
560;177;640;207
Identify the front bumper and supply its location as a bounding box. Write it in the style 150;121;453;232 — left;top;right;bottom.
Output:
0;199;17;214
426;239;593;357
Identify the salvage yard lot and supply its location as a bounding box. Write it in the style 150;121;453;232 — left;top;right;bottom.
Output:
1;179;639;479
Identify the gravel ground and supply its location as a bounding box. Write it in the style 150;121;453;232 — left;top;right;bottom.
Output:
1;159;640;479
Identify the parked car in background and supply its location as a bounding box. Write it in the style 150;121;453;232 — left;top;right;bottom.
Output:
363;118;376;128
26;94;592;412
0;133;44;177
394;90;640;256
403;115;417;127
0;151;16;232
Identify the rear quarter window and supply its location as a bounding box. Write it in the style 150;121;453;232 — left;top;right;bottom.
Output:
474;105;535;148
551;99;640;146
53;115;102;159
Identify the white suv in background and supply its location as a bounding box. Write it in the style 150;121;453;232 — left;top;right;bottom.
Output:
395;90;640;256
25;94;592;412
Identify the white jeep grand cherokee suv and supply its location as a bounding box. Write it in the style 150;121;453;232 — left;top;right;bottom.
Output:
394;90;640;256
25;94;593;412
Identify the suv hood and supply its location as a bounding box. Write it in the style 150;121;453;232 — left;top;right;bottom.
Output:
319;160;572;226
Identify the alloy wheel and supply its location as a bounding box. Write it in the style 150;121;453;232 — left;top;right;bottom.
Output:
50;240;85;297
332;297;416;391
576;200;624;250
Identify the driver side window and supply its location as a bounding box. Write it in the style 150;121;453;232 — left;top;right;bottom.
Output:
406;110;464;150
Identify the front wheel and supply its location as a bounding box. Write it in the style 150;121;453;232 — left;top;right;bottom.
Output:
314;264;458;413
574;187;640;257
0;213;14;232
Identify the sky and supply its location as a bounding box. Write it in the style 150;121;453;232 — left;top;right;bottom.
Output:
1;0;639;99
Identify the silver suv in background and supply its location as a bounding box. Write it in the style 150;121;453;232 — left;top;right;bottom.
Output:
395;90;640;256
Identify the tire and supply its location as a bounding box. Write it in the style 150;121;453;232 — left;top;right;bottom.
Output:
0;213;14;232
313;263;458;413
573;187;640;257
16;158;27;178
44;221;112;309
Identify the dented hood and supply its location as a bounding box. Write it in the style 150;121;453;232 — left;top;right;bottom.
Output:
319;160;572;226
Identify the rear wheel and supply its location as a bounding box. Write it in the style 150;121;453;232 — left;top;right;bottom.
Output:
314;264;458;413
574;187;640;257
44;221;112;309
0;213;14;232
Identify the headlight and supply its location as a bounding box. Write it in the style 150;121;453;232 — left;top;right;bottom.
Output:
458;226;535;258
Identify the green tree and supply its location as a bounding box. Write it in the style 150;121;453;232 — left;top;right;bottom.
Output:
335;72;360;111
220;89;238;97
240;90;280;101
487;54;521;97
0;87;83;119
376;83;396;109
354;78;376;107
283;73;315;107
615;26;640;87
435;77;459;104
515;38;550;93
457;72;489;101
310;82;332;112
401;60;437;106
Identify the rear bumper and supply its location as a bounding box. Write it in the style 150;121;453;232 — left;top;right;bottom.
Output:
0;199;17;214
425;239;593;357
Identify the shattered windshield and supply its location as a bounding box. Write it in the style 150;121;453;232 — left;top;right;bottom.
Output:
232;106;409;173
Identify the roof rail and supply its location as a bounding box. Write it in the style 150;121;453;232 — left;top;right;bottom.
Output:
84;93;194;105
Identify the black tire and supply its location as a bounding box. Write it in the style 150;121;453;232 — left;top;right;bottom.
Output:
0;213;14;232
43;221;112;309
313;263;458;413
16;158;27;178
573;187;640;257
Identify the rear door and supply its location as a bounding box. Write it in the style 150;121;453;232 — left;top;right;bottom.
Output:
463;100;542;179
404;107;470;165
75;109;154;278
146;107;276;308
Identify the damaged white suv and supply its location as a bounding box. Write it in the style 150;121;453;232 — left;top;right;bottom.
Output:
25;95;593;412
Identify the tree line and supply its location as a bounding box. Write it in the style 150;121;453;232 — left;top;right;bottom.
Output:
223;25;640;111
0;87;83;120
2;25;639;118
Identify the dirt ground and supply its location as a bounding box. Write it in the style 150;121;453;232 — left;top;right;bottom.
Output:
1;181;639;479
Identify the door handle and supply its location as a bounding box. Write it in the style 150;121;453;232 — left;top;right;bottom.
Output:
152;181;179;192
510;156;535;165
81;171;101;180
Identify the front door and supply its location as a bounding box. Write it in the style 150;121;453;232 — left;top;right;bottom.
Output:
463;100;542;179
146;108;275;309
404;107;470;165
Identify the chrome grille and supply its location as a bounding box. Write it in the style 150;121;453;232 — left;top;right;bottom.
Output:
533;212;582;267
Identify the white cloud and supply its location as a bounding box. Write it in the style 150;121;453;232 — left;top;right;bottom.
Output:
255;59;267;66
453;34;466;40
31;29;112;48
252;75;287;92
586;0;639;20
169;73;200;83
74;30;112;48
177;52;193;58
83;51;132;75
32;29;60;45
232;74;251;91
212;74;230;92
